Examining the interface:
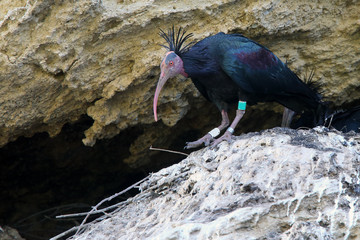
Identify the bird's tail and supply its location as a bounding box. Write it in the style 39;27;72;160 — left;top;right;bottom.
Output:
287;69;332;128
326;105;360;132
290;102;331;129
293;102;360;133
276;66;324;115
284;69;360;132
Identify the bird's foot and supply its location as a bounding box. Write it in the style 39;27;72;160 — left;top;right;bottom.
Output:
184;133;213;149
210;131;232;149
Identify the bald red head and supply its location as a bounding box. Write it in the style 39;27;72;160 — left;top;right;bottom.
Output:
153;52;187;122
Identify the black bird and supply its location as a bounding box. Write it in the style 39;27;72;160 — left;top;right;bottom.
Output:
153;27;324;149
293;105;360;133
329;106;360;132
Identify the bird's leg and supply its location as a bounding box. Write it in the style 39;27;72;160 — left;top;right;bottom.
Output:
210;101;246;148
281;107;295;127
184;110;229;149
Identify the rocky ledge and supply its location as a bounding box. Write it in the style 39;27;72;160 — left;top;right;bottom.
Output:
67;127;360;240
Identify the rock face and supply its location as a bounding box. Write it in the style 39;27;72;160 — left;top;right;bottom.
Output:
0;226;25;240
0;0;359;163
69;127;360;240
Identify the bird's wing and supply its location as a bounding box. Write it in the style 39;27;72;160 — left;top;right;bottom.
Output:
219;41;285;94
216;36;307;97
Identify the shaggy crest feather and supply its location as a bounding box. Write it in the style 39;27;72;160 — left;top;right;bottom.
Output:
159;26;194;56
302;69;324;97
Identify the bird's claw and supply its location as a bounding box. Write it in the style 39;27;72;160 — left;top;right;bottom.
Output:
184;133;214;149
185;132;233;149
209;131;232;149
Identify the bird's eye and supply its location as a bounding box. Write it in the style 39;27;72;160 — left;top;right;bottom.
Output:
169;61;174;66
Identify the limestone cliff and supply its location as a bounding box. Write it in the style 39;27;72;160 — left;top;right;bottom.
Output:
0;0;359;164
66;127;360;240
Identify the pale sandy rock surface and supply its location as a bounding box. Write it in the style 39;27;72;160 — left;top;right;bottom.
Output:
68;127;360;240
0;0;359;161
0;226;25;240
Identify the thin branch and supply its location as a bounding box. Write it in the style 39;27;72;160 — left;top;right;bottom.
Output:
73;175;150;235
13;203;89;227
327;114;334;129
50;223;89;240
149;145;189;156
55;201;127;219
50;219;103;240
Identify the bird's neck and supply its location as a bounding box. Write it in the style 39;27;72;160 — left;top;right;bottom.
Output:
173;54;188;78
181;52;217;78
181;54;202;77
180;68;188;78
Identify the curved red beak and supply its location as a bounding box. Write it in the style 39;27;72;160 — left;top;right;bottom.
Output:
153;72;169;122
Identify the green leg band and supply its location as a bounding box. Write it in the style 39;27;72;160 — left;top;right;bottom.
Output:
238;101;246;110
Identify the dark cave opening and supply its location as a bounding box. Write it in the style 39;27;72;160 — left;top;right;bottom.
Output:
0;103;283;240
0;115;185;240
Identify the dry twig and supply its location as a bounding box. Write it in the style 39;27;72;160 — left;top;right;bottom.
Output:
51;175;150;240
149;145;189;156
55;201;127;219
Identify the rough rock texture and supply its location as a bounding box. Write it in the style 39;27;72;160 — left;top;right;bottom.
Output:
1;0;360;164
69;127;360;240
0;226;25;240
